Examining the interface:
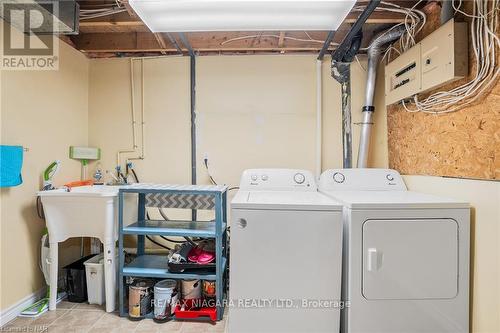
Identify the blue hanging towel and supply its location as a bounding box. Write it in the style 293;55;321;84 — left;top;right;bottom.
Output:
0;145;24;187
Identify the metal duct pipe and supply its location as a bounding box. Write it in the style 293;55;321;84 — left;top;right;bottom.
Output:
315;60;323;179
357;26;405;168
441;0;454;24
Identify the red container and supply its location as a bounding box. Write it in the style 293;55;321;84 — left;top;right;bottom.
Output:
174;304;217;322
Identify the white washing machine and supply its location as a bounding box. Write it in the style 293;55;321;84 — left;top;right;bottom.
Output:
228;169;344;333
319;168;470;333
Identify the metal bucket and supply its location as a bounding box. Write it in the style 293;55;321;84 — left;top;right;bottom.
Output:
153;279;178;322
202;280;216;299
181;279;201;300
128;279;154;320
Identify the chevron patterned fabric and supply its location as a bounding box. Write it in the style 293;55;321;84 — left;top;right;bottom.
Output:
145;193;216;210
123;183;227;192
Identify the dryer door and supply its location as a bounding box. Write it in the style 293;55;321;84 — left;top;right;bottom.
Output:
362;219;458;300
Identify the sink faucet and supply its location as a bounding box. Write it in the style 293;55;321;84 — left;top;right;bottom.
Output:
106;170;126;185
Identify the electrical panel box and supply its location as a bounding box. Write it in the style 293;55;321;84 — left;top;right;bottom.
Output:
385;19;468;105
385;44;421;105
420;20;468;92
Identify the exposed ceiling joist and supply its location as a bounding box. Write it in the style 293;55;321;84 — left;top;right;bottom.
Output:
278;32;286;48
74;28;380;55
74;0;420;57
78;11;406;34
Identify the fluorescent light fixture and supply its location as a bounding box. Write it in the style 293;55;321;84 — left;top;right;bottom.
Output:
129;0;356;32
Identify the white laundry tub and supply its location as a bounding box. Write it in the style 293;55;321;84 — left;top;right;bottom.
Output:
39;185;137;312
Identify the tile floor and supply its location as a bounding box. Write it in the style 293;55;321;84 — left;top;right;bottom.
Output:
1;302;226;333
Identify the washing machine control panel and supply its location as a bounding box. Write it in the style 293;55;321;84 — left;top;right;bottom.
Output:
240;169;316;191
319;169;407;191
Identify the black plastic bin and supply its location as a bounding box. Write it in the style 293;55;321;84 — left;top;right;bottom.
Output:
64;255;95;303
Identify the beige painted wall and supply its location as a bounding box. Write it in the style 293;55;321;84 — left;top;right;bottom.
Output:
376;61;500;332
0;22;89;311
4;25;496;333
88;54;385;190
404;176;500;333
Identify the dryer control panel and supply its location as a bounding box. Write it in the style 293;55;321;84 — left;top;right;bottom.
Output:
319;168;407;191
239;169;316;191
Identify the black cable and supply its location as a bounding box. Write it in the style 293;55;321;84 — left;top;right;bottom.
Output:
36;196;45;219
203;159;218;185
157;208;188;243
146;235;172;250
131;168;139;184
204;159;240;192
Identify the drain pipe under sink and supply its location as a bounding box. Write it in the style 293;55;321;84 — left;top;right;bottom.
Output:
357;26;405;168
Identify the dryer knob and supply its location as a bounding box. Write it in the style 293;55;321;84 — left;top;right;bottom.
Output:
333;172;345;183
237;218;247;229
293;173;305;184
251;174;258;181
386;174;395;181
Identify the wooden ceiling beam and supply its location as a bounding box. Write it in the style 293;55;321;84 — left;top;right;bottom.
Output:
75;0;414;55
78;11;406;33
73;29;377;54
278;32;286;48
153;33;168;55
119;0;137;18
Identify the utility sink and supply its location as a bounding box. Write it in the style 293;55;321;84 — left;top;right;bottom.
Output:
38;185;138;312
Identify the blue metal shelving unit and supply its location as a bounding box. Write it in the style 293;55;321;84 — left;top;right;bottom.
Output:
118;184;228;321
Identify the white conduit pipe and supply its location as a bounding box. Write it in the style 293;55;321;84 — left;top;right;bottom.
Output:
117;58;146;170
116;58;139;169
130;58;146;160
140;58;145;159
357;26;405;168
315;59;323;179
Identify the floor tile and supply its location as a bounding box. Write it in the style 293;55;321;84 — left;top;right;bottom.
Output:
2;306;225;333
92;312;139;331
72;303;106;311
57;301;77;310
5;316;35;327
47;324;93;333
52;309;105;327
32;309;69;326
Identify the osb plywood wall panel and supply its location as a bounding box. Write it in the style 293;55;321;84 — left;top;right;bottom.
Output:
387;2;500;180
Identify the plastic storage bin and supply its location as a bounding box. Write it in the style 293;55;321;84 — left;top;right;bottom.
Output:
84;254;106;305
84;253;119;305
64;255;95;303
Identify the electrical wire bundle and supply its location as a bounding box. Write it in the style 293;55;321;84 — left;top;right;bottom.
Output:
220;32;339;47
353;1;427;57
79;0;127;20
402;0;499;114
203;158;239;192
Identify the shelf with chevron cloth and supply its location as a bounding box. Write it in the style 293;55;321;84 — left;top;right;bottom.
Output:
117;183;228;320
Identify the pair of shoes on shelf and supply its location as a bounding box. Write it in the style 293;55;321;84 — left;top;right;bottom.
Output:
188;240;215;264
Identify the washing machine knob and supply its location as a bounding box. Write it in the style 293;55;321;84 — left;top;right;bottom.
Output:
293;173;305;184
333;172;345;183
251;174;258;181
261;174;268;181
386;174;394;181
